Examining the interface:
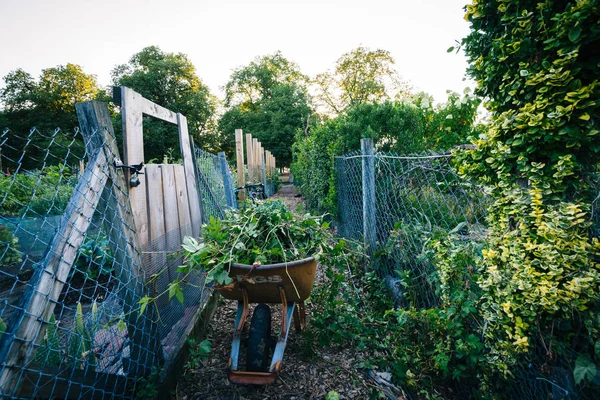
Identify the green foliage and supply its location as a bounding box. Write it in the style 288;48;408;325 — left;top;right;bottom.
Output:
185;337;212;370
313;46;409;115
68;302;95;368
34;313;62;367
308;227;487;396
325;391;340;400
180;200;329;288
0;165;75;216
135;366;161;400
0;317;6;341
292;93;481;216
0;65;99;170
459;0;600;391
112;46;218;159
73;232;114;280
219;52;311;166
0;225;21;266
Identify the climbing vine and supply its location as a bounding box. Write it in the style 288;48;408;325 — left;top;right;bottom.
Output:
459;0;600;386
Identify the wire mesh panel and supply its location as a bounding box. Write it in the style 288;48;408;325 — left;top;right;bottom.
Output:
0;124;163;399
194;148;233;221
336;149;489;308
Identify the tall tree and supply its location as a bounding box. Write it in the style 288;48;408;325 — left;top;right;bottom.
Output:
0;64;100;169
314;47;410;115
1;64;100;130
112;46;218;159
219;52;311;167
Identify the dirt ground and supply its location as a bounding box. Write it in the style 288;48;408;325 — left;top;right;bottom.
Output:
174;184;405;400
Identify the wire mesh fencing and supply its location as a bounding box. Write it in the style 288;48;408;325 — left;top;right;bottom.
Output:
336;148;489;307
0;117;237;398
0;126;163;399
334;140;598;399
194;148;236;220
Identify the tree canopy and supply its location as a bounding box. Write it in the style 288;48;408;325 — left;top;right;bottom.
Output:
314;47;410;115
1;63;100;131
219;52;311;167
112;46;218;159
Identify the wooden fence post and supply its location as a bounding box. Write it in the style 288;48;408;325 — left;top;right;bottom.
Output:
76;101;164;375
361;138;377;257
245;133;253;183
235;129;245;200
219;152;236;208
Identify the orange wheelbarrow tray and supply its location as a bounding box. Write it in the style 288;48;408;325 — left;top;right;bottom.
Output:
216;256;317;385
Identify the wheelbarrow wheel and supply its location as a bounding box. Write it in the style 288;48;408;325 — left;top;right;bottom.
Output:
247;304;271;372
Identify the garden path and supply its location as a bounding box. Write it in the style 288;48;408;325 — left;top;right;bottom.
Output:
174;184;386;400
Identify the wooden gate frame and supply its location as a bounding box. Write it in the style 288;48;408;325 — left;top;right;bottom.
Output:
113;86;202;248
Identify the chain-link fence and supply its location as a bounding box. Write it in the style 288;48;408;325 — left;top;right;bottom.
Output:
334;139;597;399
194;148;236;220
0;126;164;398
0;115;237;398
336;147;488;308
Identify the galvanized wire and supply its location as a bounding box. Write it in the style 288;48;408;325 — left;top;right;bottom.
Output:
335;147;598;399
0;126;238;399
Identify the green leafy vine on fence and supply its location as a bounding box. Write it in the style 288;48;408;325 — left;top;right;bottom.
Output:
459;0;600;388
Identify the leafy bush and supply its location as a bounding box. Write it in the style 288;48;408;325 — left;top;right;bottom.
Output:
308;225;487;397
459;0;600;392
73;232;114;280
0;225;21;266
0;165;75;217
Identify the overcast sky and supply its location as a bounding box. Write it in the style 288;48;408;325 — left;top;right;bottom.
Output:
0;0;474;103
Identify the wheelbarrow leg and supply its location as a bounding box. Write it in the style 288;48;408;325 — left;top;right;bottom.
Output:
293;301;306;332
268;286;295;374
228;287;249;371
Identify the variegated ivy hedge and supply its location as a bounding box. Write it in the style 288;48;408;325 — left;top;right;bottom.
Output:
459;0;600;387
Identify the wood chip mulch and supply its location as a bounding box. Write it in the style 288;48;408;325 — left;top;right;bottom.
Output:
174;184;408;400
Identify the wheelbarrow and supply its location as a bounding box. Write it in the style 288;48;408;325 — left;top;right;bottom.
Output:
216;257;317;385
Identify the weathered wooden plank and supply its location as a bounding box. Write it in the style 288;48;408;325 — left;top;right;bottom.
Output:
162;164;181;249
219;152;236;208
141;97;178;124
177;113;201;238
76;101;163;376
116;86;149;248
235;129;245;200
261;150;267;189
145;164;169;306
0;150;108;397
174;165;193;238
252;138;259;183
245;133;253;183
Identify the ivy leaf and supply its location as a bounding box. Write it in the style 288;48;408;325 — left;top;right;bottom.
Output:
568;26;581;43
138;296;151;317
182;236;201;253
574;355;596;385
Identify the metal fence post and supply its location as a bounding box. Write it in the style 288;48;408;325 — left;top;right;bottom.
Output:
219;152;236;208
361;138;376;257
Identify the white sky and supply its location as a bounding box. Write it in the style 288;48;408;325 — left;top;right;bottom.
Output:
0;0;474;104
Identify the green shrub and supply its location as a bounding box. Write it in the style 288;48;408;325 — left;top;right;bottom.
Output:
73;232;114;280
0;225;21;266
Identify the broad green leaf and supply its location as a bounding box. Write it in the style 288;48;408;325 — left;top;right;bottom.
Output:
568;26;581;42
574;355;596;385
